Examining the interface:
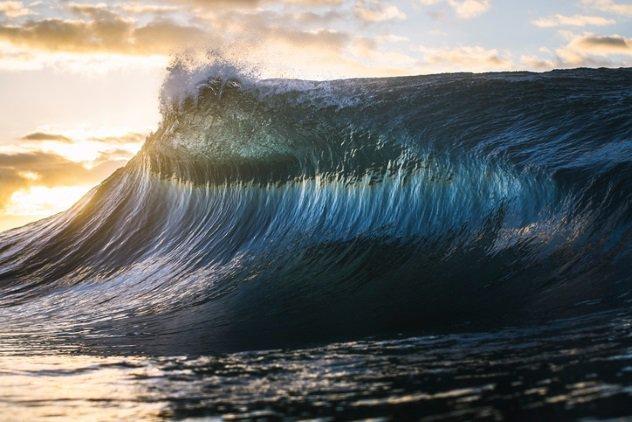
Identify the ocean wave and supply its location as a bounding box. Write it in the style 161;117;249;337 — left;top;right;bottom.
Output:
0;65;630;354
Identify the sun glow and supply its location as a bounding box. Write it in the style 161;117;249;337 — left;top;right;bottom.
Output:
0;126;145;232
0;128;144;163
36;140;107;163
5;185;93;218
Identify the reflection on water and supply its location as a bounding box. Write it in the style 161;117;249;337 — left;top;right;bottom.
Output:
0;355;164;420
1;311;631;420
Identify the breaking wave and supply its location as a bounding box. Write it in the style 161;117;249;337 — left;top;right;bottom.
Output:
0;64;630;354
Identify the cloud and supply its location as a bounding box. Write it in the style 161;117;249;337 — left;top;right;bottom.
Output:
201;6;421;77
578;34;631;52
67;2;117;19
350;36;418;70
116;3;180;15
0;1;30;18
168;0;260;6
0;168;23;209
421;0;490;19
283;0;343;4
0;2;354;77
0;151;122;209
556;33;631;65
0;0;386;78
522;33;632;70
161;0;343;8
448;0;490;18
418;45;511;71
0;0;505;79
520;54;555;70
21;132;74;143
93;132;146;144
0;7;211;56
518;26;632;71
354;0;407;23
286;10;345;25
0;129;145;211
0;1;408;78
532;14;615;28
376;34;409;43
582;0;632;17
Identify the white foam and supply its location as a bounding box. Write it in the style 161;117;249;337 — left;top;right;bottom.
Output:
159;52;258;111
159;52;362;113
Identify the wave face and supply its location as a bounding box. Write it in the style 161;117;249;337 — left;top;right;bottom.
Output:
0;68;631;354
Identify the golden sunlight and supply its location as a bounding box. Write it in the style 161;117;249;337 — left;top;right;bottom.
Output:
5;185;92;218
0;126;145;232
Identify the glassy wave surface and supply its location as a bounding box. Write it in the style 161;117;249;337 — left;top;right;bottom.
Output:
1;67;631;418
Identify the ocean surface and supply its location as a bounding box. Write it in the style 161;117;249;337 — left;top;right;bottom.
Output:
1;66;631;419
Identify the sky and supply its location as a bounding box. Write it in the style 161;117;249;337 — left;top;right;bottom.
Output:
0;0;630;231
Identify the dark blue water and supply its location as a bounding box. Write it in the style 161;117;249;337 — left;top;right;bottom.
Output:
0;67;631;419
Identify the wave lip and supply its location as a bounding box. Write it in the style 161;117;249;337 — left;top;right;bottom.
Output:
0;67;631;354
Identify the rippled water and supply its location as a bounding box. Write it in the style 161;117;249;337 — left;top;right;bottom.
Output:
2;311;631;420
